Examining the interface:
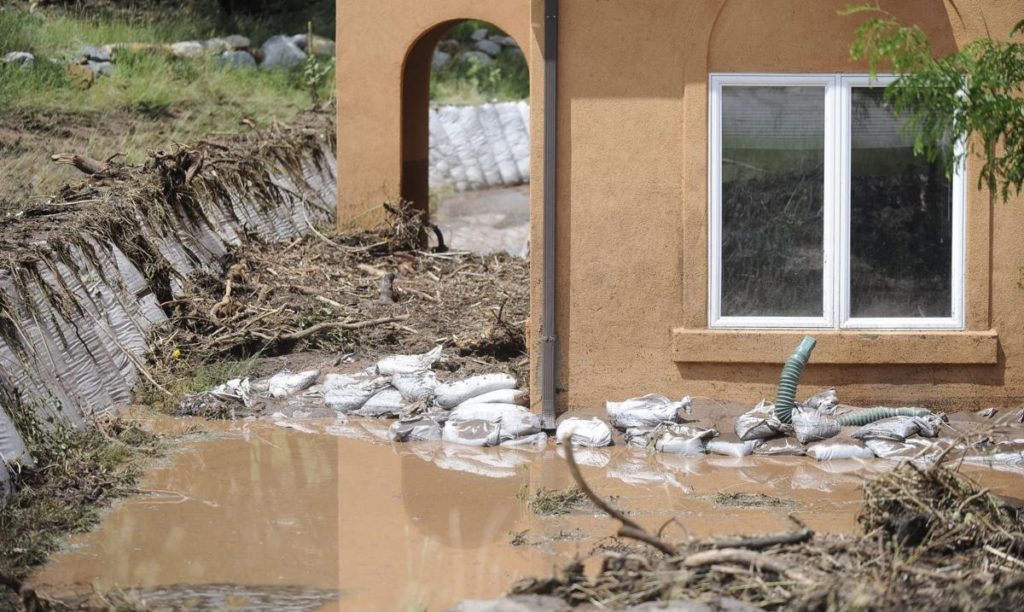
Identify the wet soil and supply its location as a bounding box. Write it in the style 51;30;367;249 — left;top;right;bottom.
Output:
433;186;530;257
26;409;1024;611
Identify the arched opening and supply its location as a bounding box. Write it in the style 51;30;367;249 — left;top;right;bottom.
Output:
401;19;531;257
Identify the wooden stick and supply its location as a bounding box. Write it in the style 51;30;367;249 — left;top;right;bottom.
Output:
279;314;410;342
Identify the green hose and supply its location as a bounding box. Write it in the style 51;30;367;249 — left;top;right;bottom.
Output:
836;407;932;427
773;336;816;424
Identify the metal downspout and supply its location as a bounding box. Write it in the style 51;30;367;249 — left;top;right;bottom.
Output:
541;0;559;429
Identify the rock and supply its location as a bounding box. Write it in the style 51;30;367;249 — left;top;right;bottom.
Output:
489;35;518;47
475;39;502;57
471;28;490;41
224;34;251;50
460;50;493;66
169;40;204;59
2;51;34;68
432;50;452;70
203;38;231;53
218;50;257;69
76;46;110;63
85;60;116;77
261;34;308;69
290;34;335;57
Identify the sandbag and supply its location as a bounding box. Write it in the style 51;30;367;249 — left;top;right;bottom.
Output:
806;441;875;461
735;400;792;441
434;374;517;409
501;432;549;447
446;402;541;439
606;394;692;430
793;409;841;444
852;416;924;442
265;370;319;398
800;388;839;414
653;424;717;455
753;437;806;456
555;417;613;448
453;388;527;409
706;440;758;458
624;427;657;448
388;417;443;442
352;388;405;418
323;377;390;413
442;419;502;447
321;372;366;393
391;370;438;403
376;346;442;376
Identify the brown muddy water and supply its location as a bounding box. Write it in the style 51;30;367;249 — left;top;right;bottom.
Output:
27;412;1024;611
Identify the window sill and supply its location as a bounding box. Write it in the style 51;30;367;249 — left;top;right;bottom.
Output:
671;328;999;365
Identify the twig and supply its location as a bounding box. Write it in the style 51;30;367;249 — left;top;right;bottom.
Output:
683;548;810;583
984;545;1024;569
279;314;410;342
563;443;678;556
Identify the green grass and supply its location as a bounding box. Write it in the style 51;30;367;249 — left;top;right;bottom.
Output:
430;47;529;105
138;355;260;414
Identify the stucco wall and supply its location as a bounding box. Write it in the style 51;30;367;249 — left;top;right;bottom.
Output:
337;0;1024;413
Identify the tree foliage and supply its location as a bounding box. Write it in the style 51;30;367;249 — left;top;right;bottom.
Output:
844;4;1024;202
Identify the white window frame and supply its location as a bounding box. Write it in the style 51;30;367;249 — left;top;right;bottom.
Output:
708;73;966;331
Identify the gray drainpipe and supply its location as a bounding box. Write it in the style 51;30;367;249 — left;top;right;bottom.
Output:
541;0;559;430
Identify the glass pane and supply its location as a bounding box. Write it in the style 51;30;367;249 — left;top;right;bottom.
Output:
849;88;953;318
720;86;825;317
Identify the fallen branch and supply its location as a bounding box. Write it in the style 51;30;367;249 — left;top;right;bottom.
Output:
50;153;109;175
563;442;678;556
278;314;411;343
683;548;804;582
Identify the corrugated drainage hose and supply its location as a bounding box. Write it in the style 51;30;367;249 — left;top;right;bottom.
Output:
836;407;932;427
774;336;817;424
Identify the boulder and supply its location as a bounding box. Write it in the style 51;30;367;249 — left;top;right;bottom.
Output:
471;28;490;41
261;35;308;69
218;50;257;69
169;41;204;59
290;34;335;57
76;46;111;63
224;34;251;50
474;39;502;57
460;50;494;67
85;60;116;77
432;50;452;70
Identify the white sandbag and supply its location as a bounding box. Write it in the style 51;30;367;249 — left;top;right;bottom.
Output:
434;373;517;409
852;416;925;442
321;372;366;393
375;346;442;376
501;432;549;447
806;441;875;461
653;424;717;455
792;409;841;444
800;388;839;414
916;413;947;438
555;417;613;448
734;400;792;441
753;437;807;456
446;402;541;439
443;419;502;447
352;387;405;418
624;427;657;448
323;377;390;413
391;370;438;402
266;370;319;398
605;394;692;429
706;440;758;457
453;388;526;409
388;417;443;442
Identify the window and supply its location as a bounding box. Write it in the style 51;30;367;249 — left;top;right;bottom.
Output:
708;74;965;330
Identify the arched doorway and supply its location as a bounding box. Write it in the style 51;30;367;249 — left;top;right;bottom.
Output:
401;19;531;256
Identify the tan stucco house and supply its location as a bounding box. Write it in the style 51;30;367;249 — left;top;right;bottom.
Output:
337;0;1023;422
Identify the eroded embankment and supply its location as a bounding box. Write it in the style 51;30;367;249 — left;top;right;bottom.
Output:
0;120;337;491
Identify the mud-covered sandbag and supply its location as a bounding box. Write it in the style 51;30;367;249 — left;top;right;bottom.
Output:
321;372;366;393
606;394;692;430
180;377;253;414
850;416;930;442
434;374;517;409
793;409;841;444
706;439;759;457
800;388;839;414
555;417;613;448
391;370;438;403
376;346;442;376
864;438;944;461
735;400;792;441
501;432;549;447
265;370;319;398
753;437;806;456
806;441;875;461
443;419;502;447
323;377;390;413
624;427;657;448
352;387;405;418
388;417;443;442
653;424;717;455
916;413;947;438
446;402;541;439
453;388;526;409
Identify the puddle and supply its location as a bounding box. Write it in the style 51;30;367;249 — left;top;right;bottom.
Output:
28;415;1024;611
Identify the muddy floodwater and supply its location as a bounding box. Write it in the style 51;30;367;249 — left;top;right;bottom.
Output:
28;413;1024;611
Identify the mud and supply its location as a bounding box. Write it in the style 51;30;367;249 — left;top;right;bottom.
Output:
27;409;1024;611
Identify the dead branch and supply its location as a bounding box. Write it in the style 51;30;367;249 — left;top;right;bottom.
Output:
278;314;410;342
51;153;109;175
709;527;814;551
563;442;678;556
683;548;805;582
